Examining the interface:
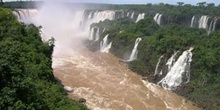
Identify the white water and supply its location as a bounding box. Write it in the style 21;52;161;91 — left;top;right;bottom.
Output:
127;12;130;17
100;34;112;53
190;16;195;27
154;55;164;76
199;15;209;29
95;27;100;41
166;51;179;72
136;13;145;23
13;9;38;24
131;12;135;19
154;13;162;25
81;10;116;38
212;18;218;31
127;37;142;62
208;18;218;34
158;47;194;90
89;27;95;40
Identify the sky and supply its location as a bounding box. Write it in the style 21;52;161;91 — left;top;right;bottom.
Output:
3;0;220;5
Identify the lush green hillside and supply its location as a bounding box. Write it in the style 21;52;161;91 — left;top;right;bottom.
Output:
91;9;220;110
0;8;87;110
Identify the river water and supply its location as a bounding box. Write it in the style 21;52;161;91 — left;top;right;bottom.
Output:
52;37;199;110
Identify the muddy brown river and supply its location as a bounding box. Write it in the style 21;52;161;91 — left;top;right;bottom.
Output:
52;38;200;110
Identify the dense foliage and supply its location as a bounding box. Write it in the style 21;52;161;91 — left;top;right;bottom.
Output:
91;4;220;109
0;8;87;110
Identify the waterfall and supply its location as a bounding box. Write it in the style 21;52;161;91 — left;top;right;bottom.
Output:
131;12;135;19
88;11;93;19
212;18;218;31
127;37;142;62
208;19;214;35
127;12;130;17
95;28;100;41
158;47;194;90
154;55;164;76
116;11;125;19
208;18;218;35
153;13;159;22
199;15;209;29
136;13;145;23
13;9;38;24
153;13;162;25
14;9;117;41
79;10;116;39
190;16;195;27
166;51;179;72
100;34;112;53
122;11;125;18
89;27;95;40
158;14;162;25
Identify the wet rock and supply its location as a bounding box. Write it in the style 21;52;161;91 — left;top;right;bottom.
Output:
79;98;86;103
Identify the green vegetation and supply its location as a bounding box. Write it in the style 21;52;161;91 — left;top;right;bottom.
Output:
0;8;87;110
91;4;220;109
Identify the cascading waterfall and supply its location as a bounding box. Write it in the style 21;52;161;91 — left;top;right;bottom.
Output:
208;19;214;35
127;12;130;17
121;11;125;18
208;18;218;34
88;11;93;19
13;9;38;24
153;13;162;25
166;51;179;72
154;55;164;76
136;13;145;23
212;18;218;31
95;28;100;41
158;47;194;90
100;34;112;53
131;12;135;19
80;10;116;38
115;11;125;19
190;16;195;27
127;37;142;62
88;10;115;22
199;15;209;29
89;27;95;40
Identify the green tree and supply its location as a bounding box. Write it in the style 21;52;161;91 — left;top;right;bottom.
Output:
177;2;184;6
197;2;206;7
